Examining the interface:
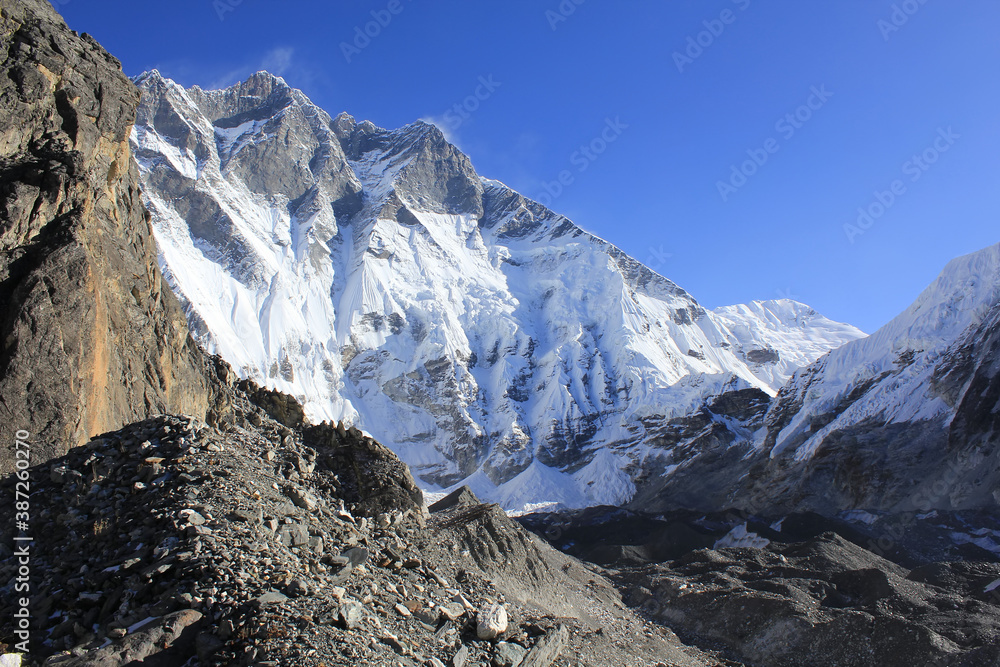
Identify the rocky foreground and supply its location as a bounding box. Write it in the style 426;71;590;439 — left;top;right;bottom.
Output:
3;369;999;666
520;508;1000;666
0;365;723;666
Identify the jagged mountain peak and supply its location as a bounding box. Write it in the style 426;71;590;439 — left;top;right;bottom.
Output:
131;70;864;510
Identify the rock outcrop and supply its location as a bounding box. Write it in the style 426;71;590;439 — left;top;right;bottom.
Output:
0;0;212;473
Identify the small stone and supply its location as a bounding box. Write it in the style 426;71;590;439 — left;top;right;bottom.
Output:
394;603;412;617
108;627;126;639
232;508;260;524
518;624;567;667
413;607;438;628
439;603;465;622
78;592;103;605
343;546;370;567
425;568;449;587
255;591;289;605
285;579;310;598
452;645;470;667
277;523;310;547
180;509;206;526
339;599;364;630
477;603;508;640
284;486;319;511
493;641;526;667
383;633;409;655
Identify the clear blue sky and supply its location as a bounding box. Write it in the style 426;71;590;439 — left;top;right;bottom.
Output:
59;0;999;333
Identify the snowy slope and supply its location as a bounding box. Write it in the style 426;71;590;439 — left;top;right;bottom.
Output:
131;70;864;511
763;242;1000;462
712;299;866;392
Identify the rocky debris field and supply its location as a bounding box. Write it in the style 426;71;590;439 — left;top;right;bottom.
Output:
3;368;998;667
0;376;727;667
521;508;1000;666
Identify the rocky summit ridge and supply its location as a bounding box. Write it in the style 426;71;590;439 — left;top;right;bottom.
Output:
129;66;865;512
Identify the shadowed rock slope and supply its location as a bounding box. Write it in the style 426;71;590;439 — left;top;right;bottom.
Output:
0;0;212;473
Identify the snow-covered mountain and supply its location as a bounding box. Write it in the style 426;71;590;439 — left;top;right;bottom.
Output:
130;70;863;510
740;243;1000;513
631;243;1000;516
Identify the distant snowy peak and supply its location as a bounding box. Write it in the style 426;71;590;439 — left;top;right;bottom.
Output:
712;299;866;393
632;243;1000;518
762;241;1000;462
131;70;864;511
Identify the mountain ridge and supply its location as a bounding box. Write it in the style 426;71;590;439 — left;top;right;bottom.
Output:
130;69;865;511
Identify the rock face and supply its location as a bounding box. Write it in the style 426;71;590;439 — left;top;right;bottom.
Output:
130;69;864;510
0;0;211;473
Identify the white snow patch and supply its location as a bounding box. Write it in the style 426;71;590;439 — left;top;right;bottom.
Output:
841;510;880;526
714;523;771;549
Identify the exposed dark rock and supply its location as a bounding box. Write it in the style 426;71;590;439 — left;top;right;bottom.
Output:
0;0;213;473
301;421;424;517
429;485;481;513
746;347;780;364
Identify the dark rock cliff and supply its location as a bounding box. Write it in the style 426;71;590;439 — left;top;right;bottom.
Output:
0;0;212;472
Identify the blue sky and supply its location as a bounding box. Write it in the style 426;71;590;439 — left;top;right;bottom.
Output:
59;0;999;333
